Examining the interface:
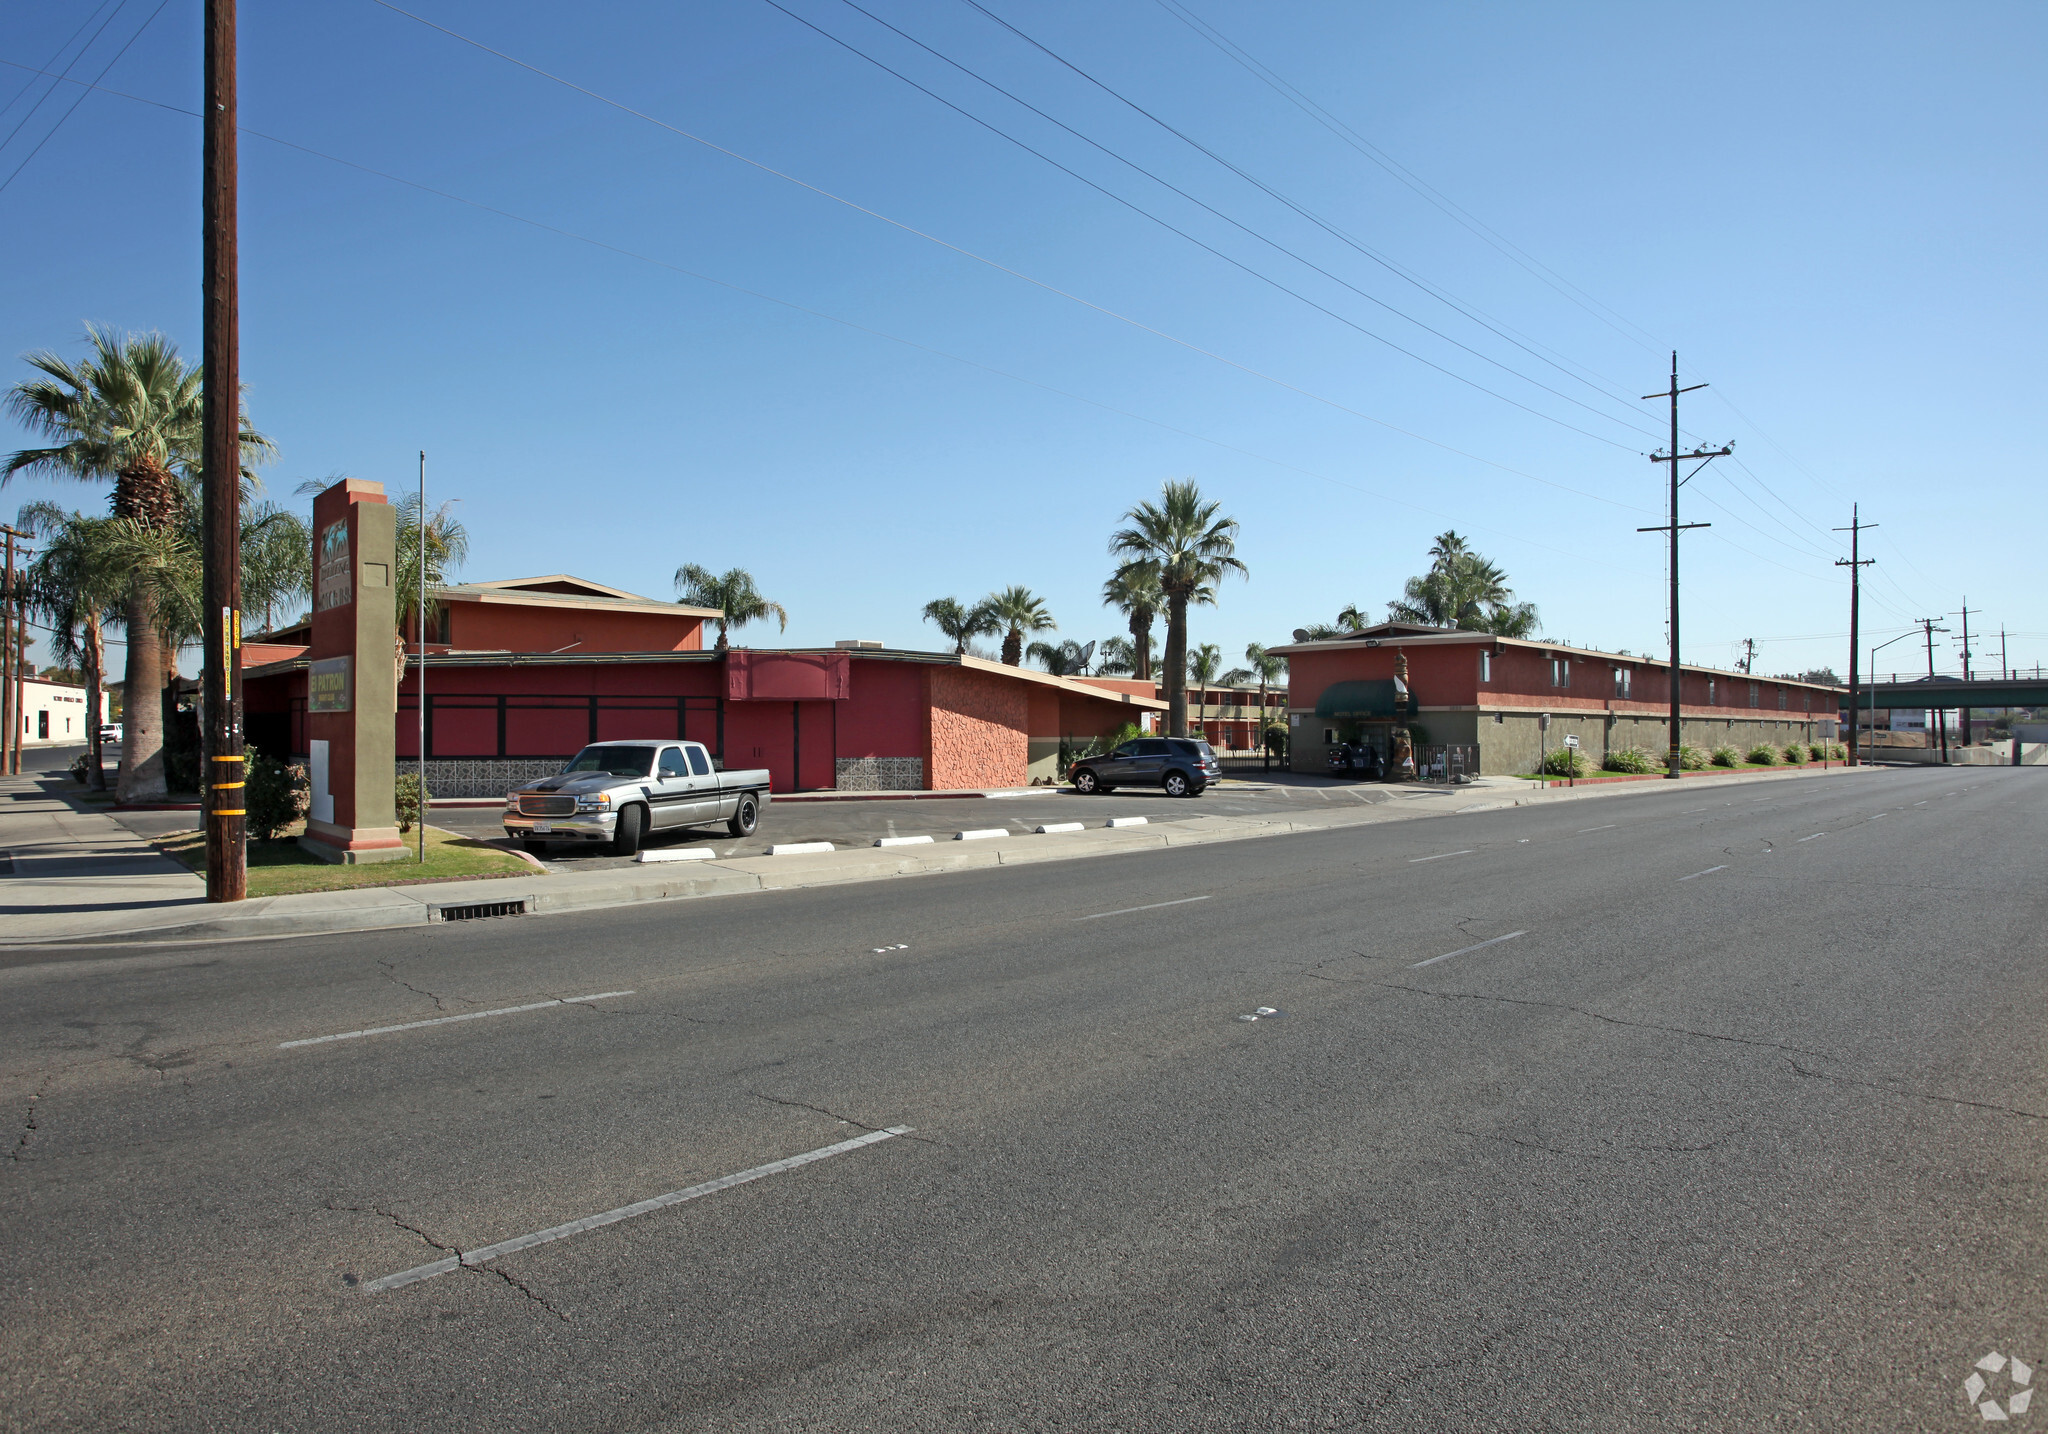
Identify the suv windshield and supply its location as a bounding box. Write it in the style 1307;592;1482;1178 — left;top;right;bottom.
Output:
563;745;656;777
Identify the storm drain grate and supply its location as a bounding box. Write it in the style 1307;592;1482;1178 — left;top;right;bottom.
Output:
434;899;526;923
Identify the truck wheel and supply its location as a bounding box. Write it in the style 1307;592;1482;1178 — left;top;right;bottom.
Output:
1072;768;1099;794
612;804;646;856
1162;770;1191;797
728;793;759;837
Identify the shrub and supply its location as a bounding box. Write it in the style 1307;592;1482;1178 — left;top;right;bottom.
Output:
68;753;92;784
1827;742;1847;760
1539;746;1589;777
1710;745;1740;767
1746;743;1778;765
1782;743;1808;764
1263;722;1288;760
394;771;430;834
245;747;310;841
1601;746;1658;774
1678;744;1709;770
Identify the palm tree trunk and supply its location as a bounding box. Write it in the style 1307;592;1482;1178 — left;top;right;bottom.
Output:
115;589;167;802
1131;613;1151;682
1163;594;1188;737
1002;629;1022;666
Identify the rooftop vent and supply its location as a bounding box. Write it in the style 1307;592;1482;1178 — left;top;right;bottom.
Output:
834;640;884;650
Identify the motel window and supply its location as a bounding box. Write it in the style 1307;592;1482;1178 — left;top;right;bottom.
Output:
1613;667;1632;699
1708;678;1716;705
1551;658;1570;688
1749;682;1759;708
1324;729;1336;744
1478;650;1492;683
1778;687;1788;710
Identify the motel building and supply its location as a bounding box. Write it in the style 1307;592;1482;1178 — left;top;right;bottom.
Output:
241;575;1165;797
1273;622;1844;776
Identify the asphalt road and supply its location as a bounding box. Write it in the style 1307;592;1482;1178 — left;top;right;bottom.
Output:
3;764;2042;1431
106;774;1419;867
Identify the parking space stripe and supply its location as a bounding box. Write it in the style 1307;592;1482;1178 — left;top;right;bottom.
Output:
281;991;635;1049
361;1127;911;1293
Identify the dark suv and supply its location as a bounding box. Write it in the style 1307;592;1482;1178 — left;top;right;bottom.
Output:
1069;737;1220;797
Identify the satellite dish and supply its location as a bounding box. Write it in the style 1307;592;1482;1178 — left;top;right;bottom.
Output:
1078;640;1096;670
1292;628;1311;643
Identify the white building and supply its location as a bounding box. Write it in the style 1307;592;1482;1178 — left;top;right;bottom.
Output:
11;677;109;747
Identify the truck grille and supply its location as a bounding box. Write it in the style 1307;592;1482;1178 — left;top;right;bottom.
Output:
517;795;576;817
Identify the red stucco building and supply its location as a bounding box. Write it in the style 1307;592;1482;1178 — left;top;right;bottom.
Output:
1276;623;1844;776
243;575;1162;796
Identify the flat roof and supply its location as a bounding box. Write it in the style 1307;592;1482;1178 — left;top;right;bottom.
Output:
1270;628;1845;694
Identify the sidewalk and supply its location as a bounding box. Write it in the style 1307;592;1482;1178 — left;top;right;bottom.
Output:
0;758;1879;951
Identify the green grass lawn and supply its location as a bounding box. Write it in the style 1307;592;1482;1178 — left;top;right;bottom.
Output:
152;824;536;896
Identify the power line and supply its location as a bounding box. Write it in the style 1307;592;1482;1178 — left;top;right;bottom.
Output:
0;0;170;199
1150;0;1667;360
954;0;1667;429
0;0;129;156
363;0;1656;512
0;0;122;126
782;0;1663;447
0;58;1642;575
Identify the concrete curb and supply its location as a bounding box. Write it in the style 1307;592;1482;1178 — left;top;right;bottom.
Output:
0;761;1884;949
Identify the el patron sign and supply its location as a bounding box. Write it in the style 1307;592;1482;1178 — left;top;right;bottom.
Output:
307;656;353;714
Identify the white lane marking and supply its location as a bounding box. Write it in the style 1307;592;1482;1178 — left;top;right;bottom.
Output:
1913;801;1928;806
1408;850;1474;863
1577;824;1617;833
1682;807;1711;813
1797;833;1826;842
281;991;635;1049
1873;813;1886;818
1678;865;1728;881
361;1127;911;1294
1410;930;1527;969
1078;894;1213;921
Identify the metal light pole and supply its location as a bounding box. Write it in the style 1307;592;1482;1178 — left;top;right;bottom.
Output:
201;0;245;900
1869;630;1915;755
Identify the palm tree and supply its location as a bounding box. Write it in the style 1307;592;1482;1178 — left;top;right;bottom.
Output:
1187;642;1223;739
1386;537;1538;636
1100;566;1162;681
241;502;312;634
922;596;998;656
676;565;787;651
4;327;272;801
982;585;1055;666
1027;638;1093;676
1336;603;1371;632
16;503;125;790
1242;640;1286;729
1110;480;1247;737
1094;635;1137;674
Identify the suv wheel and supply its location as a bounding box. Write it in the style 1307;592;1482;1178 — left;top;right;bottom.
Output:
1162;770;1191;797
1072;767;1099;794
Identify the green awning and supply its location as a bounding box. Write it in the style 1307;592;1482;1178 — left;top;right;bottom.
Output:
1315;679;1399;720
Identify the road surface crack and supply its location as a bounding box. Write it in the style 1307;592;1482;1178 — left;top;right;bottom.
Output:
1784;1059;2048;1121
1380;983;1837;1060
475;1263;569;1320
1449;1126;1621;1163
9;1077;48;1162
376;958;456;1012
750;1092;940;1144
329;1202;455;1253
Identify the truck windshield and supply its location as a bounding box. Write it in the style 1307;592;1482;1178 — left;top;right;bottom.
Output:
562;745;656;777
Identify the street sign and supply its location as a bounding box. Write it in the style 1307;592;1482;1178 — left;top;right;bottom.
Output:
1563;734;1580;749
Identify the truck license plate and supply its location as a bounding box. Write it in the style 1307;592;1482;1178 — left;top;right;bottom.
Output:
531;821;553;833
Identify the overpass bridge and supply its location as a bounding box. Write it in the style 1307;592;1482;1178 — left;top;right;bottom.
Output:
1851;676;2048;711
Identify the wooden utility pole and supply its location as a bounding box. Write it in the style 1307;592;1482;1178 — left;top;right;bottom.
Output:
1;525;18;776
1639;353;1730;778
201;0;245;900
1916;617;1950;763
1954;600;1976;745
1834;508;1875;766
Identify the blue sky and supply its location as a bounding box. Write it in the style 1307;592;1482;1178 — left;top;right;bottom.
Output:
4;0;2043;681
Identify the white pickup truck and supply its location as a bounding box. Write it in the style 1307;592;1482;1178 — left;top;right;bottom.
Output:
503;740;773;855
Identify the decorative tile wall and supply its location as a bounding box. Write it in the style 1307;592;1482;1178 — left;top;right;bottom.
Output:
834;756;924;791
416;758;565;799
